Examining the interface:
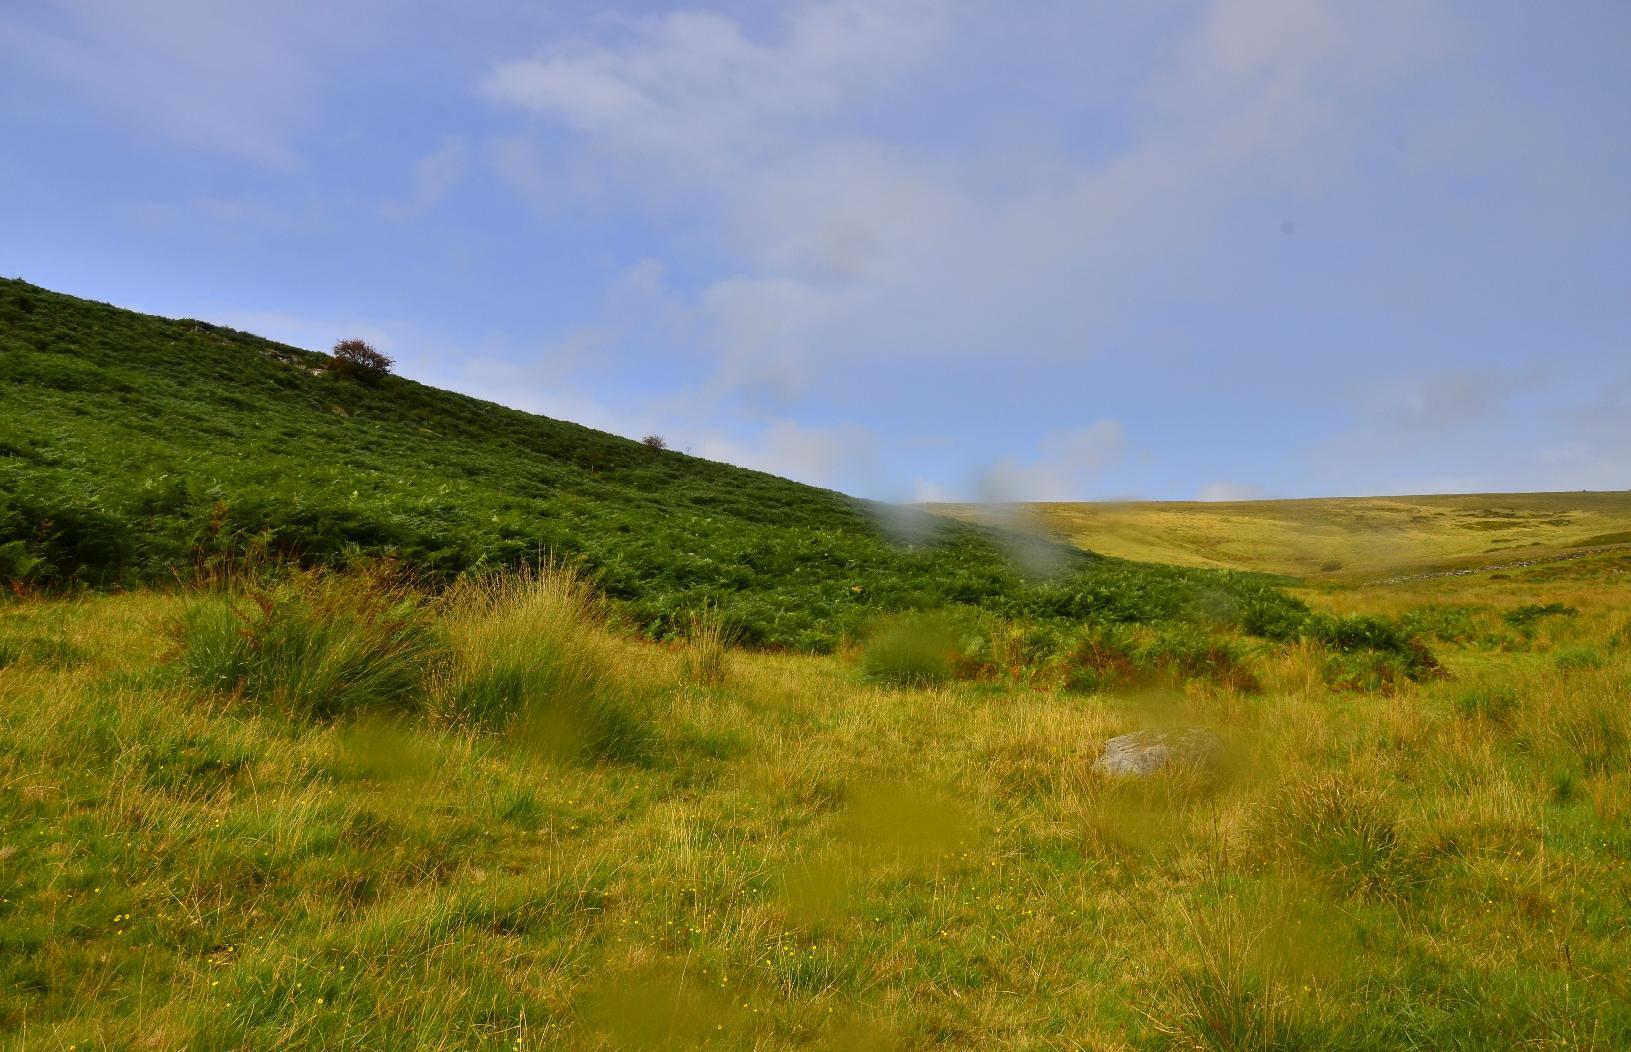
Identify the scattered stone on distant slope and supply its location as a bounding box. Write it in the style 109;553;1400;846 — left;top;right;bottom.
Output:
1093;727;1224;778
1366;543;1629;585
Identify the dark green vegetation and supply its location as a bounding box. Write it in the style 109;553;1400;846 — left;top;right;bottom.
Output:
1;279;1314;651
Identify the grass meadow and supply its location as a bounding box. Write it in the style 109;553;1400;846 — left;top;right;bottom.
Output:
15;278;1628;1048
3;546;1629;1049
939;491;1631;583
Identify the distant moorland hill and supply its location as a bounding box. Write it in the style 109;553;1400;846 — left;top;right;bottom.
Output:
938;491;1631;583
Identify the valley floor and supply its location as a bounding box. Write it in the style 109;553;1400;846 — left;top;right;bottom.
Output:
3;563;1630;1049
937;490;1631;583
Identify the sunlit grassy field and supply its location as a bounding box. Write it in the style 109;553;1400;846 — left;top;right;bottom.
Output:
4;549;1629;1049
938;491;1631;582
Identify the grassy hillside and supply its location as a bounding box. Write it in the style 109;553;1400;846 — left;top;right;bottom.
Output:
6;281;1629;1048
938;492;1631;582
0;279;1299;650
3;561;1628;1048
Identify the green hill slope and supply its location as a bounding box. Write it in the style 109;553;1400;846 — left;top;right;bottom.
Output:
0;279;1299;648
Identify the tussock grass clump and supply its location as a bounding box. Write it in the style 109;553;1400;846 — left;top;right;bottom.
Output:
1548;691;1629;778
1257;775;1417;901
0;633;88;670
1552;644;1605;671
1452;680;1522;723
679;604;735;686
858;612;974;688
174;568;443;720
437;565;651;764
1151;908;1319;1052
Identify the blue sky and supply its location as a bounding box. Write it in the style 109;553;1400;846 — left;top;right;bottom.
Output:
3;1;1628;501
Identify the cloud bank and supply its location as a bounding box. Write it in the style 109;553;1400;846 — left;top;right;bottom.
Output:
4;0;1628;499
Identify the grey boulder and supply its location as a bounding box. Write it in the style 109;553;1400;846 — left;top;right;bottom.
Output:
1093;727;1224;778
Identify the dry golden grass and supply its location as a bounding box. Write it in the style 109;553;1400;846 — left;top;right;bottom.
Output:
2;558;1629;1048
937;490;1631;582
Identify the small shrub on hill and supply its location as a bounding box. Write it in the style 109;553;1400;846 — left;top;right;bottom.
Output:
1400;604;1499;645
1238;597;1308;643
1052;621;1259;693
1504;603;1578;631
1300;613;1443;688
326;338;393;382
640;434;667;451
1054;622;1141;693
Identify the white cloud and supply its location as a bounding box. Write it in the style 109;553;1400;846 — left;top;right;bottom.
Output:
481;1;948;174
1154;0;1447;161
978;421;1126;502
1380;370;1511;437
452;357;631;438
0;0;365;167
911;478;956;504
469;0;1448;498
485;50;654;128
470;1;1477;496
692;419;880;490
489;137;555;212
481;0;1455;397
386;137;469;217
735;145;968;284
1314;369;1529;491
1519;377;1631;491
697;276;859;408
